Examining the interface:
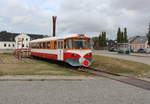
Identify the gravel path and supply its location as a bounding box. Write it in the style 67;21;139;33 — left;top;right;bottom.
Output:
0;77;150;104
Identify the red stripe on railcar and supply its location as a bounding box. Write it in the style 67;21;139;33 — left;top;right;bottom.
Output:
31;52;57;60
84;53;92;58
64;52;81;61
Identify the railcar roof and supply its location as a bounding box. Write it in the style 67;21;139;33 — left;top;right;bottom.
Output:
30;34;90;43
30;37;62;43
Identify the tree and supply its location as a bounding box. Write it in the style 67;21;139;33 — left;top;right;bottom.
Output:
92;32;107;49
98;33;102;47
102;32;107;47
120;32;124;43
147;24;150;46
124;28;128;43
116;27;128;43
117;27;121;43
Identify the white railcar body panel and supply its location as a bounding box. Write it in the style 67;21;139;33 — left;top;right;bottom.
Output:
31;49;58;54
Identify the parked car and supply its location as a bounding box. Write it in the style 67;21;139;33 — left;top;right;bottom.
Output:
145;48;150;54
137;48;146;53
130;49;134;53
108;47;117;52
132;49;138;53
129;49;137;53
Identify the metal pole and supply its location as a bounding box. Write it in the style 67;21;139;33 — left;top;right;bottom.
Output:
52;16;57;37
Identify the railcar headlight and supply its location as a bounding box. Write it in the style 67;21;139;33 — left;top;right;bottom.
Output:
87;53;92;56
72;53;77;56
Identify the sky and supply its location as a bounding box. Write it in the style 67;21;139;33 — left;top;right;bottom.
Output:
0;0;150;39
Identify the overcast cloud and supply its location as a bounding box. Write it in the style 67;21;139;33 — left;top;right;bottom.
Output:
0;0;150;39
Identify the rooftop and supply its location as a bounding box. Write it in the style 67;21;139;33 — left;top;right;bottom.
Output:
129;36;148;44
0;31;45;42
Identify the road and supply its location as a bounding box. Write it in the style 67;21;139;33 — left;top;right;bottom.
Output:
0;78;150;104
94;50;150;65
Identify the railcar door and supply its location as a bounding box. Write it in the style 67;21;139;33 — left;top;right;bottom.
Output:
57;40;64;61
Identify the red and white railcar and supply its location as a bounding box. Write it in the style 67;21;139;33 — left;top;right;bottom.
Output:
30;34;93;67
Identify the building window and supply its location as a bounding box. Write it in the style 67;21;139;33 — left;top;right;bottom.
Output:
13;44;15;47
22;38;24;41
26;38;28;41
8;44;11;47
22;44;24;47
4;43;6;47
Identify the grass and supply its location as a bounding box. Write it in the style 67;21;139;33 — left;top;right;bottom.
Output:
91;55;150;77
1;53;149;77
0;53;87;76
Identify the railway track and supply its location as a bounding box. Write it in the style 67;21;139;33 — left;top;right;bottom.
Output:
21;57;150;91
77;67;150;91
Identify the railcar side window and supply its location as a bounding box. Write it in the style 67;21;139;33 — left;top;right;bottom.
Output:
30;43;32;48
58;41;63;49
40;43;43;48
47;42;50;48
32;43;34;48
37;43;39;48
65;40;73;49
90;39;94;49
43;42;47;48
54;41;57;49
32;43;33;48
34;43;36;48
36;43;38;48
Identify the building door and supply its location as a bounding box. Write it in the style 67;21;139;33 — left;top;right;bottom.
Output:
57;40;64;60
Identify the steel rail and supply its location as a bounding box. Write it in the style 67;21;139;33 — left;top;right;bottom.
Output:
77;67;150;91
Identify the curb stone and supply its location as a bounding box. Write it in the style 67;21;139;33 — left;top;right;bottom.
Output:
0;75;94;81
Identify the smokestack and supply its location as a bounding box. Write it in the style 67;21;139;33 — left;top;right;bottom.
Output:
52;16;57;37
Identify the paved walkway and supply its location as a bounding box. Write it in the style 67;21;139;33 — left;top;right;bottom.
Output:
0;78;149;104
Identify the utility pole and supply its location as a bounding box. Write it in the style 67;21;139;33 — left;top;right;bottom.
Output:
147;23;150;46
52;16;57;37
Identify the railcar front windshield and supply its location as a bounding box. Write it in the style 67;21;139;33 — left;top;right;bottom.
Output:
65;39;93;49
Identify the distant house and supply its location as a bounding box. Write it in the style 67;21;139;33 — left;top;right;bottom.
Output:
107;40;117;48
129;36;149;50
0;31;44;50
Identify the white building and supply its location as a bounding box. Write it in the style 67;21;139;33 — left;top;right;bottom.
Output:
15;33;31;49
129;36;149;50
0;41;16;50
0;31;44;51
